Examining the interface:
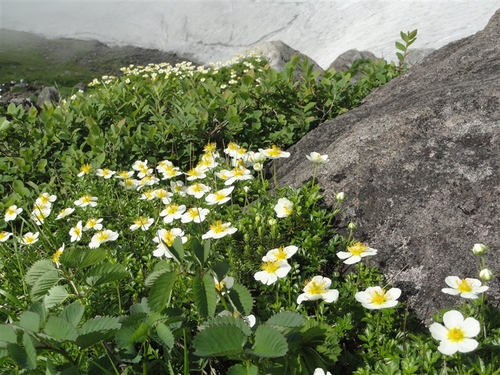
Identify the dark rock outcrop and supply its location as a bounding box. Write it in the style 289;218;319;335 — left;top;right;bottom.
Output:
276;8;500;322
328;49;379;71
37;86;59;106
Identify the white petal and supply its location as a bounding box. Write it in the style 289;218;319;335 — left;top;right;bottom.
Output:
274;263;292;278
456;338;478;353
386;288;402;300
429;323;448;341
444;276;460;288
322;290;339;303
336;251;351;259
462;317;480;337
443;310;464;327
297;293;308;304
343;256;361;265
441;288;460;296
438;341;458;355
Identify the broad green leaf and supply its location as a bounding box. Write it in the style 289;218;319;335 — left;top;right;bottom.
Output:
145;264;170;287
45;316;78;342
30;271;61;301
44;285;69;309
193;274;216;319
212;262;230;282
60;247;107;269
228;284;253;316
125;322;149;345
228;364;259;375
28;303;46;325
0;325;17;344
18;311;40;333
0;119;11;131
199;314;251;337
400;31;409;43
192;238;210;266
248;325;288;358
169;236;184;263
115;313;147;348
395;41;406;52
95;152;106;166
37;159;48;171
25;260;56;286
60;301;84;327
266;311;305;334
85;263;128;287
154;323;174;350
193;325;246;357
148;272;177;312
76;316;121;349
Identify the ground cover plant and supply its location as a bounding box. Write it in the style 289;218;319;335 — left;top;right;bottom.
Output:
1;30;500;374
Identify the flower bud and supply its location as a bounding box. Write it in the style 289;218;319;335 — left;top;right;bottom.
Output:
254;214;261;224
335;192;346;202
348;222;357;230
268;218;277;226
243;186;249;193
479;268;494;281
472;243;488;255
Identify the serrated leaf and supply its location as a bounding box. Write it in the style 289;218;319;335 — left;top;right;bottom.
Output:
44;285;69;309
115;313;148;348
200;315;252;337
193;325;246;357
169;236;184;263
19;311;40;333
61;247;107;270
144;265;170;287
212;262;230;285
85;263;128;287
124;322;149;346
193;238;210;266
45;316;78;342
0;325;17;344
228;284;253;316
60;301;84;327
193;274;216;319
76;316;121;349
25;259;57;286
248;325;288;358
148;272;177;312
228;364;259;375
30;271;61;301
395;41;406;52
266;311;304;333
154;323;174;349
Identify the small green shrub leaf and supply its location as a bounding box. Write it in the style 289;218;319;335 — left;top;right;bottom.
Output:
193;325;246;357
25;259;57;286
266;311;305;334
193;274;216;319
227;284;253;316
395;41;406;52
76;316;121;349
44;285;69;309
154;323;174;350
18;311;40;333
45;316;78;342
248;325;288;358
227;364;259;375
0;325;17;344
148;271;177;312
60;301;85;327
85;263;128;287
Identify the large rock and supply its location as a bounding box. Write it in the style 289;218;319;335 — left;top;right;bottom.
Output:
327;49;379;71
276;8;500;322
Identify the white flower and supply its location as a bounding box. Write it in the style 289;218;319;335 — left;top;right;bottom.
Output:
136;175;159;190
152;189;173;204
429;310;480;355
297;276;339;304
132;160;152;178
115;170;134;179
355;286;401;309
185;167;207;181
152;228;187;258
274;198;293;218
4;205;23;222
31;207;51;225
202;221;237;239
120;178;138;190
36;193;57;206
130;216;154;231
69;221;83;242
259;145;290;159
472;243;488;255
336;242;378;265
254;260;291;285
215;169;232;182
74;194;98;208
51;243;65;268
160;203;186;224
224;167;253;186
89;230;119;248
140;189;156;200
0;231;13;242
262;245;298;262
479;269;494;281
83;218;103;231
186;182;211;199
306;152;328;164
170;180;187;196
55;207;75;220
205;186;234;205
20;231;40;245
181;207;209;223
214;276;235;295
313;369;332;375
335;192;346;202
160;165;182;180
77;164;92;177
96;168;116;179
224;142;241;158
441;276;489;299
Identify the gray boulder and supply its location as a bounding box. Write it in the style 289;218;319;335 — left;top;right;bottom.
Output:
327;49;379;71
276;8;500;322
37;86;60;106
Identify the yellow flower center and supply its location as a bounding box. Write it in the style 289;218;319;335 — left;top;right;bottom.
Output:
25;236;36;244
347;242;369;256
191;183;203;192
118;171;130;178
134;217;149;226
274;246;288;260
80;164;92;174
187;168;201;177
447;327;466;342
165;204;179;215
267;145;282;157
214;191;227;201
51;249;63;264
124;178;135;187
456;279;473;293
101;169;111;176
204;142;216;152
283;205;293;215
227;142;239;151
86;218;98;227
143;190;154;199
215;280;226;292
97;231;110;242
6;207;15;215
369;290;388;305
232;168;245;177
162;231;176;247
81;195;92;203
210;221;227;233
307;280;327;295
73;227;81;236
261;260;280;274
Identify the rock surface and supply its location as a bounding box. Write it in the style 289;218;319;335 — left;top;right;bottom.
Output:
276;8;500;322
328;49;379;71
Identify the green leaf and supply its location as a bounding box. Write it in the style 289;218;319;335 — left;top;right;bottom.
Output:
154;323;174;350
95;152;106;166
228;364;259;375
0;325;17;344
400;31;410;43
193;274;216;319
248;325;288;358
228;284;253;316
395;41;406;52
168;236;184;263
124;322;149;345
45;316;78;342
25;260;56;286
144;261;170;287
30;271;61;301
212;262;230;282
193;325;246;357
10;332;36;370
85;263;128;287
76;316;121;349
0;118;11;131
148;272;177;312
60;247;107;269
44;285;69;309
60;301;84;327
18;311;40;333
37;159;48;171
266;311;305;334
193;238;210;266
200;314;252;337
